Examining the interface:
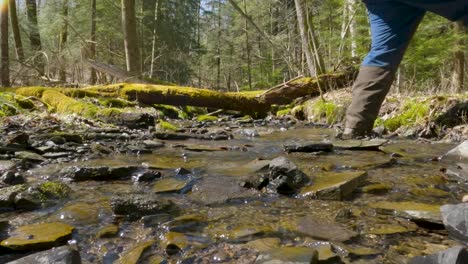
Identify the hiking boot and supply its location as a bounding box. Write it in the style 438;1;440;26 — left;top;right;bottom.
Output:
345;66;396;135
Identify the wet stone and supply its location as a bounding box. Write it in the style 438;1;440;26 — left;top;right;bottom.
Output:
0;222;74;251
295;215;357;242
119;240;155;264
361;183;393;195
0;160;16;174
143;140;164;149
14;182;71;210
409;246;468;264
445;140;468;159
110;194;178;220
14;151;46;162
267;157;309;195
443;163;468;185
153;178;190;193
441;203;468;244
132;170;161;183
58;166;144;181
334;139;388;151
300;171;367;200
1;172;25;186
5;246;81;264
245;238;281;252
141;213;174;228
367;223;417;235
284;142;334;153
255;247;319;264
314;244;340;263
42;152;71;159
96;224;119;238
0;185;26;210
161;232;210;256
53;202;103;226
163;214;207;233
369;201;442;224
190;175;258;205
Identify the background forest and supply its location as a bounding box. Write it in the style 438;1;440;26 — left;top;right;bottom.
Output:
0;0;466;93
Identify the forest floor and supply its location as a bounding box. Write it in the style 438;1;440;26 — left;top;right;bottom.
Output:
0;84;468;263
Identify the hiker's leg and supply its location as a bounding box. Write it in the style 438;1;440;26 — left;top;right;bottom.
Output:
345;1;425;136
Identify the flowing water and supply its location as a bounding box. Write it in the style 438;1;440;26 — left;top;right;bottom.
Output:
1;127;465;263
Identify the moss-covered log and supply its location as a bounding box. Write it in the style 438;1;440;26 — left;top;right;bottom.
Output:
257;71;356;105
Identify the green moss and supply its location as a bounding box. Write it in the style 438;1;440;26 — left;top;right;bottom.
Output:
308;99;343;124
98;108;123;117
196;115;218;122
98;98;131;108
158;120;178;131
42;90;99;117
154;104;187;119
38;182;71;201
15;87;48;98
276;108;292;117
382;99;430;132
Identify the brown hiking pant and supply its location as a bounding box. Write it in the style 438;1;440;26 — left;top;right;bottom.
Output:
345;66;395;135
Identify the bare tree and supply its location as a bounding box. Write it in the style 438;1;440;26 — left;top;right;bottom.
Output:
121;0;141;74
59;0;69;82
9;0;24;62
89;0;97;84
26;0;44;75
451;21;465;93
1;0;10;86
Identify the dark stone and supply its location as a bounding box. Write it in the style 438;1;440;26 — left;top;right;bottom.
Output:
118;113;155;129
284;142;334;153
443;164;468;185
5;246;81;264
1;172;25;185
441;203;468;244
132;170;161;182
110;194;178;220
58;166;144;182
409;246;468;264
49;136;66;145
175;167;191;176
267;157;309;195
0;185;25;210
6;133;29;146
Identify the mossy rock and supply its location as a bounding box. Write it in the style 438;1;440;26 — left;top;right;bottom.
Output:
98;98;133;108
38;182;72;200
276;108;292;117
0;222;74;251
196;115;218;122
157;120;178;131
42;90;99;117
154;104;187;119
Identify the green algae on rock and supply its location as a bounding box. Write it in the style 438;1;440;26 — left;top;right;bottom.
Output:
369;201;442;224
119;240;155;264
300;171;367;200
255;247;319;264
96;224;119;238
153;178;190;193
0;222;74;251
196;115;218;122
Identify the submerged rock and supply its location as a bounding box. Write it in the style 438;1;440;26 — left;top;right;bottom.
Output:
153;178;190;193
445;140;468;159
58;166;146;181
13;182;71;210
369;201;442;224
284;142;333;153
441;203;468;244
334;139;388;151
267;157;309;195
245;238;281;252
0;222;74;251
190;175;257;205
5;246;81;264
119;240;155;264
110;194;177;220
294;215;357;242
409;246;468;264
255;247;318;264
300;171;367;200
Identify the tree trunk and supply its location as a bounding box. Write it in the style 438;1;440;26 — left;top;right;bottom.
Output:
1;0;10;86
89;0;97;84
294;0;317;77
59;0;69;82
216;0;222;89
243;0;252;90
121;0;141;74
149;0;160;79
347;0;357;57
451;21;465;93
26;0;44;75
9;0;24;62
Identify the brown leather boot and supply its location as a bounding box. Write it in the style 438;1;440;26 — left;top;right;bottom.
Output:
344;66;396;138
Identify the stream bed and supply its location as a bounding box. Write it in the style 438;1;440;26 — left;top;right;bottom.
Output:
1;121;467;263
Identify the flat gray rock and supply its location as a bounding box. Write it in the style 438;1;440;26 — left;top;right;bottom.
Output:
295;215;357;242
441;203;468;245
6;246;81;264
409;246;468;264
445;140;468;159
